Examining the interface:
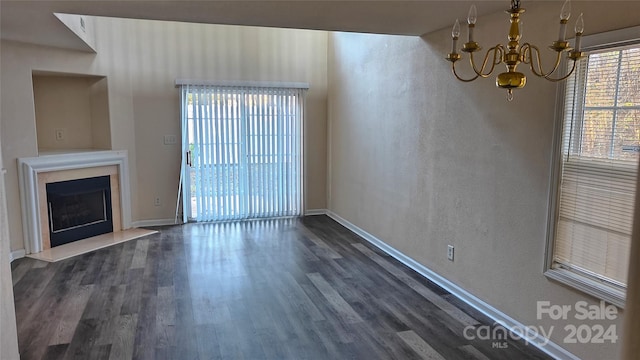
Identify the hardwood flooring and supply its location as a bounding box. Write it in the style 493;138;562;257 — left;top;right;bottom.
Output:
11;215;551;360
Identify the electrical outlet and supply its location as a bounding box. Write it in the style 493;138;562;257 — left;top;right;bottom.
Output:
447;245;455;261
154;197;161;206
55;128;65;141
164;135;177;145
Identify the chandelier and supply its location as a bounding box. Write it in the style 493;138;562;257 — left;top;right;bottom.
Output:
446;0;585;100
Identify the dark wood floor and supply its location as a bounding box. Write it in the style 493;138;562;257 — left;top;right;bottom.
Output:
11;215;551;360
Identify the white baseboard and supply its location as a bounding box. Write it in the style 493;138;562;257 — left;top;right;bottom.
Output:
9;249;26;262
131;218;182;228
304;209;327;216
325;210;579;360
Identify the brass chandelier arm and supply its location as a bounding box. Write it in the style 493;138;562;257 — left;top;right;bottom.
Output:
452;62;480;82
539;60;577;82
521;43;563;79
469;45;504;78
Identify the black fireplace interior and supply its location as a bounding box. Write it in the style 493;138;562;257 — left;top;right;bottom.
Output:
46;175;113;247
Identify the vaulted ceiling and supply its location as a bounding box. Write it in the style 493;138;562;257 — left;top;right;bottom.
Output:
1;0;507;51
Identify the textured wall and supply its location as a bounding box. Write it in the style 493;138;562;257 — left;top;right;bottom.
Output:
327;2;640;359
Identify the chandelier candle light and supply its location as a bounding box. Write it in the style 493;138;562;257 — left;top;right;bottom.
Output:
446;0;585;101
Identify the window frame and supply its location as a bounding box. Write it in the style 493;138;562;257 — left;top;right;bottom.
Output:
545;25;640;308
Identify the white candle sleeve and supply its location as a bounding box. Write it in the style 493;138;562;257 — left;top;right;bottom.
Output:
559;22;567;41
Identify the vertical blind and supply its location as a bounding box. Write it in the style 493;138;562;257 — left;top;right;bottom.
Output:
179;84;305;222
553;45;640;286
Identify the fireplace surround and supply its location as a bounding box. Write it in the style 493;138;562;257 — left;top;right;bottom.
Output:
18;150;131;254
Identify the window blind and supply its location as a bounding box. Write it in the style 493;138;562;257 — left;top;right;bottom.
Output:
179;84;304;222
553;46;640;286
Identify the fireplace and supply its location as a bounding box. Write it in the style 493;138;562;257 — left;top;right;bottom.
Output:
46;175;113;247
18;150;132;255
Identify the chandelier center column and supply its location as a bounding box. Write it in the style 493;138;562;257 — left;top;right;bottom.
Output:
505;8;523;72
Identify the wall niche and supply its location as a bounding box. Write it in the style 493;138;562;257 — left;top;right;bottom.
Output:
32;71;111;154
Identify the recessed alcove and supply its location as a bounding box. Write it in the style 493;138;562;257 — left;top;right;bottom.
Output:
32;71;111;154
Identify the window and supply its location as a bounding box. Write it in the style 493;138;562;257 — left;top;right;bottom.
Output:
546;27;640;307
178;83;306;222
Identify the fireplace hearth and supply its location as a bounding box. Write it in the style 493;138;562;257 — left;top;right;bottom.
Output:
46;175;113;247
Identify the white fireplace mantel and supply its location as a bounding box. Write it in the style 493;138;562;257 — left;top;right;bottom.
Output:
18;150;132;254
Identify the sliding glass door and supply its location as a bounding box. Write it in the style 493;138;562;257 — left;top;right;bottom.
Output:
179;85;304;222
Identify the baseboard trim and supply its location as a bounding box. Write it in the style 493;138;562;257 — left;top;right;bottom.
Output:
131;219;182;228
10;249;26;262
304;209;327;216
325;210;579;360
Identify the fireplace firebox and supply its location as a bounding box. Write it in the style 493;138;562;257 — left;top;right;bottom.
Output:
46;175;113;247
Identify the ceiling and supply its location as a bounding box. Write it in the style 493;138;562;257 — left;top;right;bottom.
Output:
1;0;509;51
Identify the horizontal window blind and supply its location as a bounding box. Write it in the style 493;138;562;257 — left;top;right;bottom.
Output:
180;84;304;222
554;46;640;286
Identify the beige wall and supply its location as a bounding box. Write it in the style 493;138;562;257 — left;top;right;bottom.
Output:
1;18;328;252
0;133;20;358
33;75;110;152
327;2;640;359
90;77;112;150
